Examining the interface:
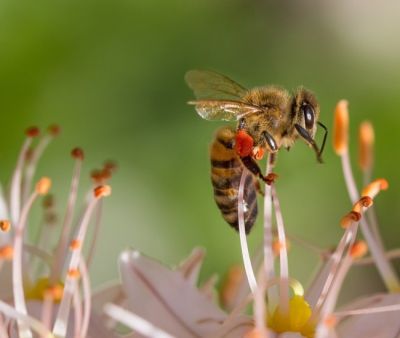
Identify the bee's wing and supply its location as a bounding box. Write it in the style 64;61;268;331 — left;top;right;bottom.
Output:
185;69;248;100
188;99;261;121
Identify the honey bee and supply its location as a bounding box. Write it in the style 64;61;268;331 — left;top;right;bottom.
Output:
185;70;327;233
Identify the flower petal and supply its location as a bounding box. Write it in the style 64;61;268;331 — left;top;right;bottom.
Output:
336;293;400;337
119;249;231;338
177;247;205;286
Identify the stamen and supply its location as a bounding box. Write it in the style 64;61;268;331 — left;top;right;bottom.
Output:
69;239;81;250
52;187;107;336
361;178;389;199
340;211;361;229
49;147;84;285
238;170;257;294
10;127;39;224
358;121;374;173
334;303;400;317
263;154;276;301
323;315;337;329
244;328;263;338
333;100;349;155
271;184;290;314
0;220;10;232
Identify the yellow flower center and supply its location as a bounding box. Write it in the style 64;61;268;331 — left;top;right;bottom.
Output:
268;295;315;338
25;277;64;302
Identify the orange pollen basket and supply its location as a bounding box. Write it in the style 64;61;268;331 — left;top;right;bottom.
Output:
235;130;254;157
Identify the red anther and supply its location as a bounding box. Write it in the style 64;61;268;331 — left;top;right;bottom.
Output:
25;126;40;138
48;124;61;136
0;220;11;232
42;194;54;209
103;160;118;172
340;211;361;228
235;130;254;157
71;147;84;160
91;169;103;183
265;173;279;185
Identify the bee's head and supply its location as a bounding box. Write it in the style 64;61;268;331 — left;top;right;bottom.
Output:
291;88;327;163
291;88;320;138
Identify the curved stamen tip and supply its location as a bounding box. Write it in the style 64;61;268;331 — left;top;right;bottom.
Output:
0;245;14;260
71;147;84;160
361;178;389;199
340;211;361;229
36;177;52;195
25;126;40;138
350;240;368;259
0;220;11;232
94;185;112;198
333;100;349;156
48;124;61;136
358;121;374;171
352;196;374;213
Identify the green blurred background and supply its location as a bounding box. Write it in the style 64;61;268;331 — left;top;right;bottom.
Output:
1;0;399;302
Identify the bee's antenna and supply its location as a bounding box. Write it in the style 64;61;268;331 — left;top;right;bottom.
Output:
317;121;328;159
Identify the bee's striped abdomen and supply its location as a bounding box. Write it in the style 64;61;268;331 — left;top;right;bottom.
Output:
210;127;258;234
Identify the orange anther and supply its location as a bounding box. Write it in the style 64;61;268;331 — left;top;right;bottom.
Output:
358;121;374;171
67;269;80;279
0;220;11;232
324;315;337;328
0;245;13;260
103;160;118;172
272;239;290;256
69;239;81;250
333;100;349;155
94;185;112;198
352;196;373;213
45;284;64;301
350;240;368;259
36;177;52;195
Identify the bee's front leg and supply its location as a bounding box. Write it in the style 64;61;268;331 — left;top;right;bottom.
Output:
240;156;278;185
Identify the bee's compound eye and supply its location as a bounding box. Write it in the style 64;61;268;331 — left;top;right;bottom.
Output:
302;104;315;130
